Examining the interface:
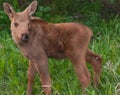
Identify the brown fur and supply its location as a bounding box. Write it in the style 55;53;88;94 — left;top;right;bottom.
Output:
3;1;102;95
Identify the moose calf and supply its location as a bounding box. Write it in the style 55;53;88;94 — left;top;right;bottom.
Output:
3;1;102;95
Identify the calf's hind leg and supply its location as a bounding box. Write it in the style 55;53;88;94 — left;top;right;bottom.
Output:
66;50;91;90
85;49;102;87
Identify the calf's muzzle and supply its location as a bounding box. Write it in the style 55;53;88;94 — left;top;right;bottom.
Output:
21;33;29;42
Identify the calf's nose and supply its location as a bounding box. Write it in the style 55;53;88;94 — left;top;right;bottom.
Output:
21;33;29;42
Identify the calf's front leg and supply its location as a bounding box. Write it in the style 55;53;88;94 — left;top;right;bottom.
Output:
27;60;37;95
33;57;51;95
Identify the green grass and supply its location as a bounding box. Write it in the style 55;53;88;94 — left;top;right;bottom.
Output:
0;8;120;95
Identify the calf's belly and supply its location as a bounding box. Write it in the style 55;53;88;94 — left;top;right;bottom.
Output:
47;50;66;59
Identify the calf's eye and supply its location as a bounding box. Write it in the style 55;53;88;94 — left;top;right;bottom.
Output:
14;23;19;27
28;23;30;27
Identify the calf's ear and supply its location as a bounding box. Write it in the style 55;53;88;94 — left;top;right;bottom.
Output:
3;3;15;20
24;1;38;16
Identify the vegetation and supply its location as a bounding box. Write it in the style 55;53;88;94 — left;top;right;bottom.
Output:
0;0;120;95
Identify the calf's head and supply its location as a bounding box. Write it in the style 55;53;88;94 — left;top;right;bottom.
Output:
3;1;37;45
